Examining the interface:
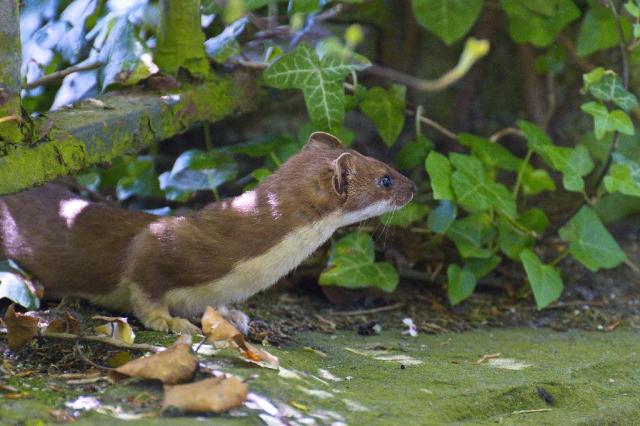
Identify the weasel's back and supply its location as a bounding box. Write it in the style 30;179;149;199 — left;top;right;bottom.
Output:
0;183;154;297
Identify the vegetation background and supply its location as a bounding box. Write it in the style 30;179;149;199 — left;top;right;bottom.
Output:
3;0;640;315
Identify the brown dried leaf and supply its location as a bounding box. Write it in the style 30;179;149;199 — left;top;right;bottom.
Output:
93;316;135;344
46;312;80;335
202;306;241;344
4;304;38;351
107;335;197;384
162;377;248;413
200;307;278;369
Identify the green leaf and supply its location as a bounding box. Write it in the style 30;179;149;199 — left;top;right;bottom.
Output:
98;17;156;91
498;217;534;260
559;206;627;272
450;154;517;218
360;85;406;146
446;213;496;258
116;156;162;201
447;264;477;305
425;152;454;200
458;133;521;171
609;110;635;135
262;44;370;131
625;1;640;18
396;135;433;169
380;202;429;227
518;120;594;191
288;0;321;14
427;200;457;234
518;208;550;233
604;153;640;196
411;0;484;45
465;255;501;279
0;260;40;310
581;103;635;139
159;150;238;193
501;0;580;47
586;72;639;111
519;249;563;309
319;232;399;292
521;167;556;195
577;2;632;56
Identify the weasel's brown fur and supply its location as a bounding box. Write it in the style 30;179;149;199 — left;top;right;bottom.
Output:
0;132;414;333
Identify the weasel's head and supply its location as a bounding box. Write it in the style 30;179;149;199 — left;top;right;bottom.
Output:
305;132;416;225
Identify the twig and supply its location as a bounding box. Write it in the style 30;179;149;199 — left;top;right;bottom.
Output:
332;302;405;316
399;268;433;282
74;341;109;371
24;62;102;90
0;115;22;124
489;127;525;142
512;409;552;415
37;331;162;352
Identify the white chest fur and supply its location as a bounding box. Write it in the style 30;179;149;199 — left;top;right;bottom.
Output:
164;200;393;318
165;213;341;317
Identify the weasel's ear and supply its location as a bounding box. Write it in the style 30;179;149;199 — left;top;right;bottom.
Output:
305;132;345;150
332;152;355;196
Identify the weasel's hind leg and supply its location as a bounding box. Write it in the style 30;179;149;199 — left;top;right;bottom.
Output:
130;285;201;335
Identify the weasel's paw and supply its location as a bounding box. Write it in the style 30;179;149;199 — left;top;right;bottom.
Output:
169;317;201;335
218;306;250;335
144;316;171;333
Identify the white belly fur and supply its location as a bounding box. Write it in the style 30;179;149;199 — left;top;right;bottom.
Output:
165;212;342;318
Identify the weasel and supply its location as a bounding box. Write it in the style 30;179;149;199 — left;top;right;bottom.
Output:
0;132;415;334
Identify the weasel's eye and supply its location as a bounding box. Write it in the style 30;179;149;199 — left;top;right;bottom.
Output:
378;175;393;188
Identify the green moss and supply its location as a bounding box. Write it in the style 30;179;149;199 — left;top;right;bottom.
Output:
0;0;23;144
0;77;253;195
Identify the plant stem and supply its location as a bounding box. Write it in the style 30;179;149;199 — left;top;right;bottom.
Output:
550;250;570;266
203;124;213;152
415;105;423;136
513;149;533;200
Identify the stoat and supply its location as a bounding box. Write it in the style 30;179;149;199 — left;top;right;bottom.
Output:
0;132;415;334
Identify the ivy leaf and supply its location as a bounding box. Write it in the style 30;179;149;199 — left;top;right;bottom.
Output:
501;0;580;47
446;213;496;259
581;102;635;139
380;202;429;227
447;264;477;305
428;200;457;234
319;232;399;292
450;154;517;218
518;120;594;191
520;249;563;309
518;208;550;234
576;2;632;57
458;133;521;171
0;260;40;311
396;135;433;169
116;156;162;201
604;153;640;196
521;167;556;195
559;206;627;272
159;150;238;193
465;255;501;279
204;17;247;63
425;152;454;200
411;0;484;45
262;44;370;131
98;17;157;91
360;85;406;146
497;217;534;260
586;72;638;111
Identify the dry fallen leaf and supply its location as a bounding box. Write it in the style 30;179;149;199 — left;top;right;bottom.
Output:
201;307;279;369
162;377;248;413
93;316;135;344
107;335;197;384
46;311;81;335
4;304;38;351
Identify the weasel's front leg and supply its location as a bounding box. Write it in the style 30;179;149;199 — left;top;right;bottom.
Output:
129;285;201;335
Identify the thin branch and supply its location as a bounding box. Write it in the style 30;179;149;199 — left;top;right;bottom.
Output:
24;62;102;90
332;302;405;316
38;331;162;352
489;127;525;142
